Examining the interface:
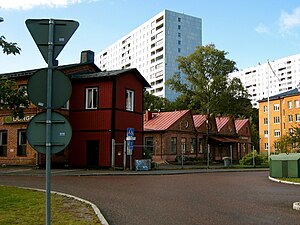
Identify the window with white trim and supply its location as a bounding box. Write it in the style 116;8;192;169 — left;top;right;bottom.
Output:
288;101;293;109
288;115;293;122
264;143;269;150
296;114;300;122
263;105;268;112
295;100;300;108
126;89;134;111
264;118;268;125
274;130;280;137
85;87;98;109
274;116;280;124
264;130;268;137
273;104;279;111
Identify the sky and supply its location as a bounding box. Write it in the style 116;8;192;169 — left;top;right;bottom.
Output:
0;0;300;73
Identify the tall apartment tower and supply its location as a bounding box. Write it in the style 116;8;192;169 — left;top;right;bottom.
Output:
229;54;300;108
95;10;202;101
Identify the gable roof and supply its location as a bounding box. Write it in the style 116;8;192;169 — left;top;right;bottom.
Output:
193;114;206;128
215;117;230;132
235;119;249;133
144;110;190;131
71;68;150;87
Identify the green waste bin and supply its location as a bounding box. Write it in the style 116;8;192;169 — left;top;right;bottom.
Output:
270;153;300;178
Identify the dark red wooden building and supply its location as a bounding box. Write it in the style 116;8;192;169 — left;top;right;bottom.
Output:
0;51;150;168
69;68;150;168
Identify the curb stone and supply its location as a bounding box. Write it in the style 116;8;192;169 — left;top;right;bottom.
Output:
19;186;109;225
268;176;300;212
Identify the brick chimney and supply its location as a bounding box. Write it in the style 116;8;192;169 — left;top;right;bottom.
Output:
80;50;94;63
145;111;153;122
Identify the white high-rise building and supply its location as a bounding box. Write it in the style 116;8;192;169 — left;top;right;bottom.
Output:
95;10;202;101
229;54;300;108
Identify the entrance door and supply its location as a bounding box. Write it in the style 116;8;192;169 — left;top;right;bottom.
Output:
86;140;99;168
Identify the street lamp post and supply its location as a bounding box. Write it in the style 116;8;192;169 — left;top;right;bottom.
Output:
267;60;281;159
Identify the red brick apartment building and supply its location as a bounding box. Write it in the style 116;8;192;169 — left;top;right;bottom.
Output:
0;51;150;168
144;110;252;163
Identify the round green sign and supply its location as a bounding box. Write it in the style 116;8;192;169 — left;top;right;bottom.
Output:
27;68;72;109
27;112;72;154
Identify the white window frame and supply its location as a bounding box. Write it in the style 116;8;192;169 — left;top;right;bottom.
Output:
126;89;134;111
273;104;279;111
295;100;300;108
264;118;268;125
274;130;281;137
296;114;300;122
274;116;280;124
288;114;293;122
264;143;269;150
288;101;293;109
85;87;98;109
264;130;268;137
263;105;268;112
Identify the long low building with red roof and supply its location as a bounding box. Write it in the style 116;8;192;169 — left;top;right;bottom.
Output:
144;110;252;163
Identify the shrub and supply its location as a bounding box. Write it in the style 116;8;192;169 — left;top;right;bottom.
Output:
239;150;268;166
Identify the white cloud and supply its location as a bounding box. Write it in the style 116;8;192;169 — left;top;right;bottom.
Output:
279;7;300;31
0;0;85;10
255;23;269;34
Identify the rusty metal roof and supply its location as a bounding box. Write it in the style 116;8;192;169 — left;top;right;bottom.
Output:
144;110;190;131
235;119;249;133
215;117;230;132
193;114;206;128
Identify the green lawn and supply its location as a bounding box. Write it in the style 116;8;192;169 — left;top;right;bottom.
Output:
278;178;300;183
0;186;102;225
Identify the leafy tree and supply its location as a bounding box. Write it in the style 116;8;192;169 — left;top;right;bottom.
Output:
166;44;250;116
144;90;172;112
166;44;251;159
0;36;21;55
0;78;30;118
1;31;27;117
273;126;300;153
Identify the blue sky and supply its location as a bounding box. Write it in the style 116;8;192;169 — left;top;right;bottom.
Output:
1;0;300;73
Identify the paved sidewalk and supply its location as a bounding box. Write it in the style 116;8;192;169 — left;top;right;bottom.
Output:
0;164;269;176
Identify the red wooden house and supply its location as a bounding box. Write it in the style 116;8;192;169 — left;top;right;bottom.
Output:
69;68;150;168
0;51;150;168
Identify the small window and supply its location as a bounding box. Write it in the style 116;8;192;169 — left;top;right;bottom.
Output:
273;104;279;111
126;89;134;111
171;137;177;154
0;131;7;157
145;137;154;155
288;101;293;109
181;138;187;154
296;114;300;122
263;105;268;112
264;118;268;125
17;130;27;156
295;100;300;108
264;143;269;150
274;130;280;137
264;130;268;137
288;115;293;122
85;87;98;109
274;116;280;124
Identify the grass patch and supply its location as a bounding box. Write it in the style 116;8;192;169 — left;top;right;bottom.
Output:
0;186;102;225
278;178;300;183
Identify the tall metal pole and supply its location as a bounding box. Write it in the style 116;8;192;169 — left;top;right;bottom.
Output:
267;68;270;161
46;18;54;225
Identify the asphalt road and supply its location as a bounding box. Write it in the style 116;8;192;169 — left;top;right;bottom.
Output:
0;171;299;225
